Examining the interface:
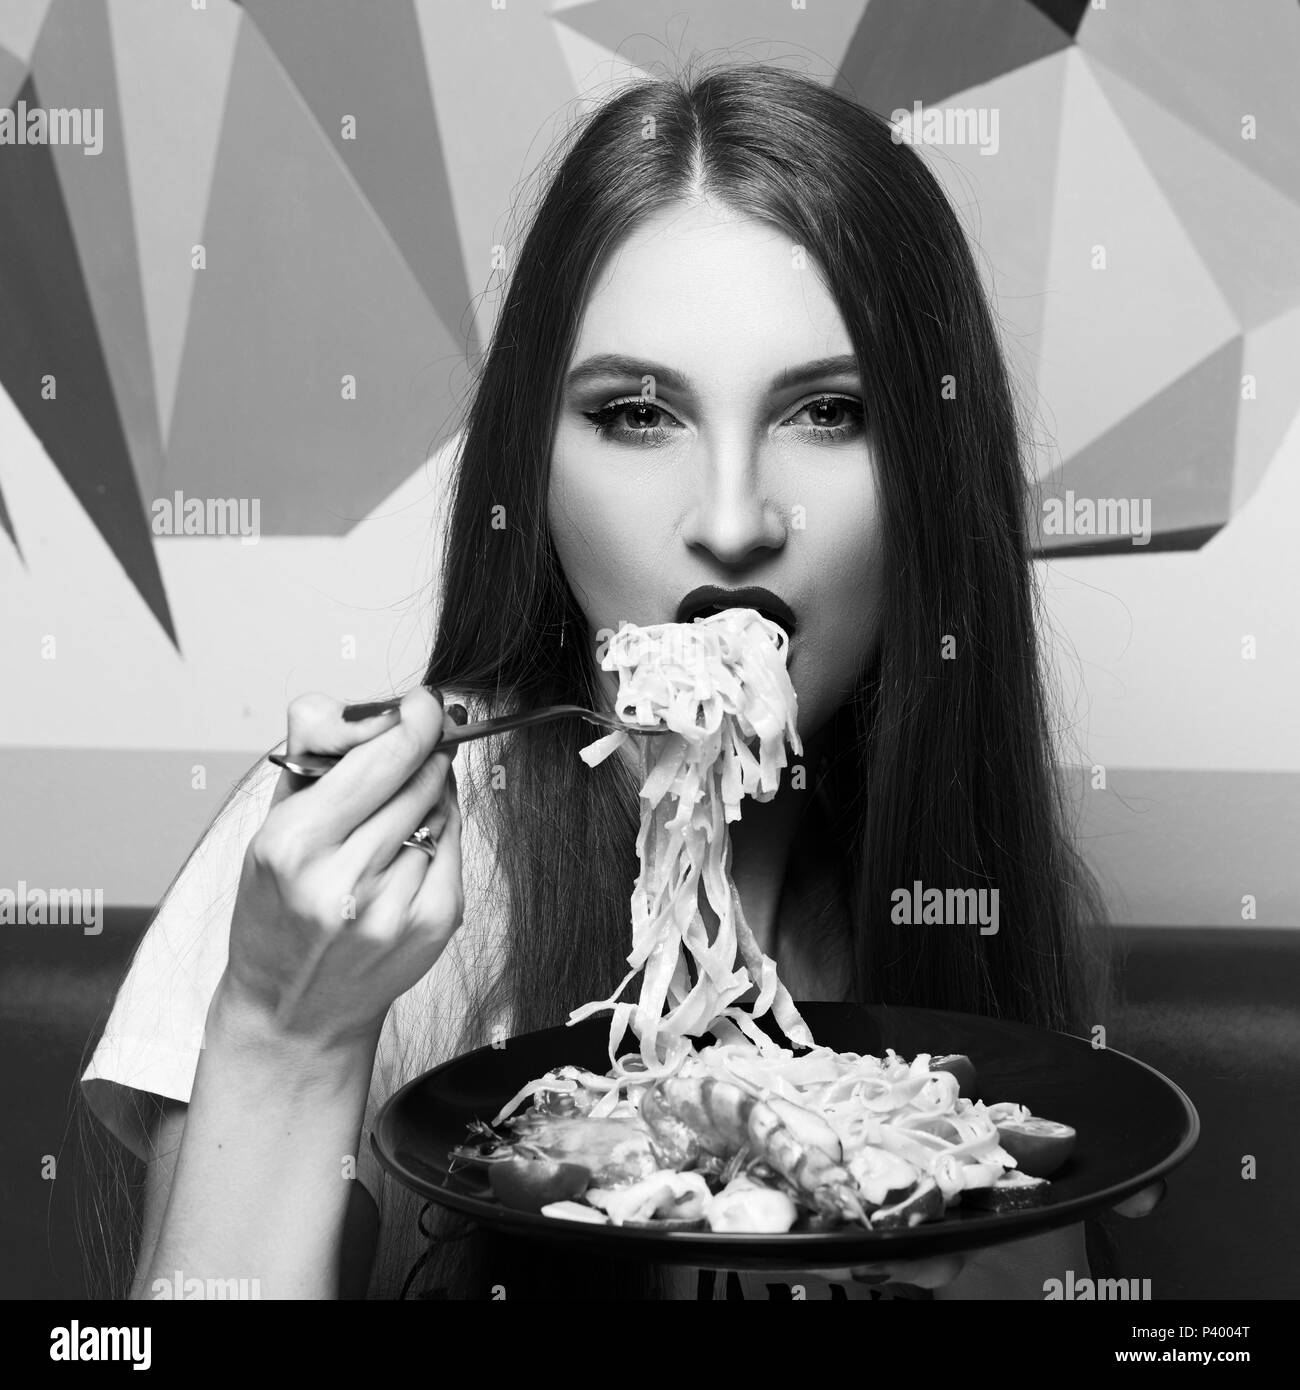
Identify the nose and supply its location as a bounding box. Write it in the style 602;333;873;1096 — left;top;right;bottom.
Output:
680;441;787;566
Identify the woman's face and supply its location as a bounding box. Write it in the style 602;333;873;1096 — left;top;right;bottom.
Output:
548;200;885;742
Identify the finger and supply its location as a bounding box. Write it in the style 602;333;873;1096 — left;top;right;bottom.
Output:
405;784;465;950
339;735;457;884
1112;1180;1166;1218
845;1254;967;1289
280;686;449;847
414;764;456;845
340;705;465;882
369;767;456;909
270;691;404;809
806;1267;886;1283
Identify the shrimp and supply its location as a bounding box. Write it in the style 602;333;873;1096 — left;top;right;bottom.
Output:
640;1078;870;1225
491;1114;662;1188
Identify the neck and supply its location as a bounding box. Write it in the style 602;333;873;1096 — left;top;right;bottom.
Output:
723;786;808;955
702;721;835;957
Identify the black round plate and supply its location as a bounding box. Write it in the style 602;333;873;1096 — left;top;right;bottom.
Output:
370;1003;1198;1270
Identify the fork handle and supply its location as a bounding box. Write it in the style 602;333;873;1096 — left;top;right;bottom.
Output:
268;706;614;780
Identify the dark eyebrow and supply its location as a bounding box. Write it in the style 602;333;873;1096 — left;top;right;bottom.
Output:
564;353;862;395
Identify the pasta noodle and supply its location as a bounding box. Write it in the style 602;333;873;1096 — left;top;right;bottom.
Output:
475;609;1067;1230
568;607;814;1070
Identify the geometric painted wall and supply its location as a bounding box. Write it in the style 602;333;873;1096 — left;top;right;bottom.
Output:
4;1;1299;635
838;0;1300;556
2;0;1298;920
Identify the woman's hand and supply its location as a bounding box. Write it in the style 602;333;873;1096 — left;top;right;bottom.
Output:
809;1181;1167;1294
219;686;466;1051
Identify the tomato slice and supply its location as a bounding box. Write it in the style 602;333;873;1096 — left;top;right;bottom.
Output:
995;1117;1076;1177
489;1154;592;1213
963;1170;1051;1210
869;1176;944;1231
930;1053;978;1099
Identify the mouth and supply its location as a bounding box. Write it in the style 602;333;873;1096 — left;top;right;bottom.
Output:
675;586;797;642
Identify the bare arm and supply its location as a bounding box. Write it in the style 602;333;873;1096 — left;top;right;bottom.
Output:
127;687;466;1301
129;990;378;1300
130;1103;184;1296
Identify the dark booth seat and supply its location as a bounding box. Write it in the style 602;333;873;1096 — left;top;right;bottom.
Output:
1;913;1296;1299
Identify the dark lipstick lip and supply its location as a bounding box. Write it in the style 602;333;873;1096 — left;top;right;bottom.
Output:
675;585;797;638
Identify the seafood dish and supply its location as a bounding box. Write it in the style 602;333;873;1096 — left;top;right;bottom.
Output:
456;1042;1077;1232
454;608;1076;1232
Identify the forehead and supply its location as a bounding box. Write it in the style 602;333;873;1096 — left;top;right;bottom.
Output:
573;202;852;384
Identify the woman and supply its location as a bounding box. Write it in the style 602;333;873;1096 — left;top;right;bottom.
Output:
81;62;1156;1301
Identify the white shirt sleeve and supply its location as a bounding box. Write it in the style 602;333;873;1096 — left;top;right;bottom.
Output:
80;757;278;1161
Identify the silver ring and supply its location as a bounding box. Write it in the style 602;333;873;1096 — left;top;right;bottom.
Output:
402;826;439;860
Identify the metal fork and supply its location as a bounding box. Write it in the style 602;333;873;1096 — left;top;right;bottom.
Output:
266;703;669;781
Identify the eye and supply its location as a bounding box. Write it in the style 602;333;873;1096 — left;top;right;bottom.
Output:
782;395;867;443
582;398;683;447
581;393;867;448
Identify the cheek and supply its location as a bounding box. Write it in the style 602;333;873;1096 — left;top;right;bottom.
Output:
548;451;666;628
795;468;886;712
804;460;883;599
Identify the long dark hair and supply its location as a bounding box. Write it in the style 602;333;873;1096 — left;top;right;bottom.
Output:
410;60;1112;1297
79;59;1114;1302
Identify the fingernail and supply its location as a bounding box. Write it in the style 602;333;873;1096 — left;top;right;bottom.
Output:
343;698;401;723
